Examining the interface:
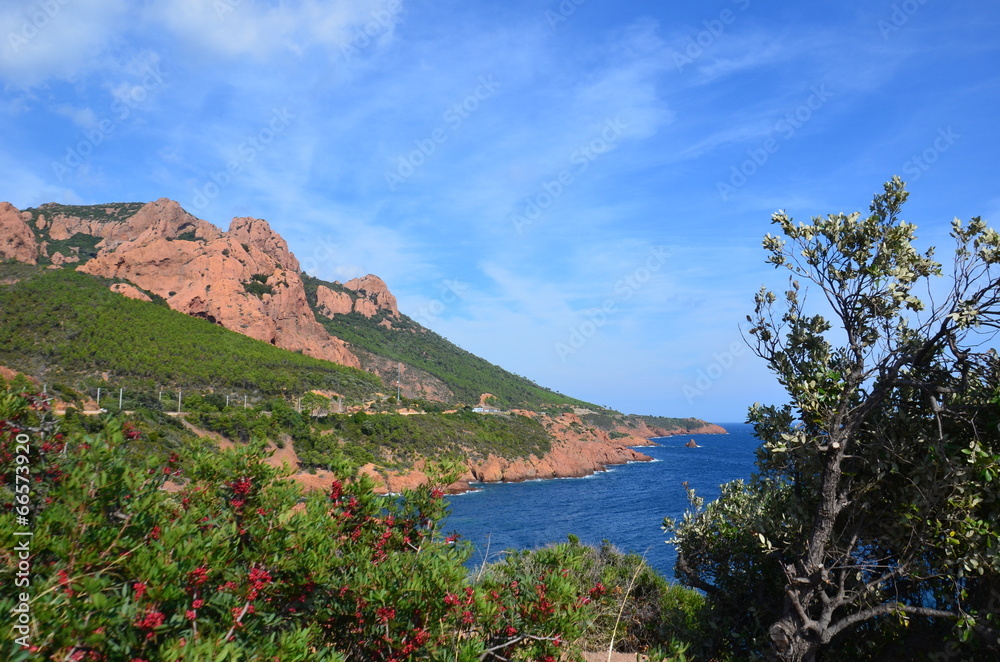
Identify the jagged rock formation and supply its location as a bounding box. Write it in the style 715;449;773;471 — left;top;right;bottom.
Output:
74;201;358;367
0;202;38;264
5;198;359;368
315;274;400;324
344;274;399;318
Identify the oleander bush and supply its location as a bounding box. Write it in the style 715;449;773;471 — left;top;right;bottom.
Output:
0;386;605;661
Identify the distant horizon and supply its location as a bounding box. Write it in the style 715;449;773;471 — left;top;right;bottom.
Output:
3;1;997;422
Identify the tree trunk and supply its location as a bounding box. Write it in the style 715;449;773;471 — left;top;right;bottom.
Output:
769;615;820;662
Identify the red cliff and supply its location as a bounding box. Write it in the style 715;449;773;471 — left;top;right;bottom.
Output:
69;200;360;368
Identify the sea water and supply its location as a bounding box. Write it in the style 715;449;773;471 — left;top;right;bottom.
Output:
443;422;761;579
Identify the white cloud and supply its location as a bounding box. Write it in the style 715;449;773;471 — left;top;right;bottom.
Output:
143;0;403;60
0;0;130;87
53;104;99;130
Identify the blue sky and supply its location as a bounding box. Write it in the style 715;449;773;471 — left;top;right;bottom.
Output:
1;0;998;421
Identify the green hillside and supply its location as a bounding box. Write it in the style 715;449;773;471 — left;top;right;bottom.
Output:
301;274;593;409
0;262;382;400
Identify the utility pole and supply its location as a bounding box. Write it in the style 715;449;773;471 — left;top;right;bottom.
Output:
244;394;248;409
178;390;182;414
397;362;401;403
119;388;123;410
96;388;101;410
226;394;230;408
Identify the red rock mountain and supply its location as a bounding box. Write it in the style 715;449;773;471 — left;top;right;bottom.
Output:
0;198;419;369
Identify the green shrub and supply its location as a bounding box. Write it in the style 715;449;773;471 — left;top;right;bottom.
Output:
478;538;705;654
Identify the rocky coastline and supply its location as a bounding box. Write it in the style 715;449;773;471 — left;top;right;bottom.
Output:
294;412;728;495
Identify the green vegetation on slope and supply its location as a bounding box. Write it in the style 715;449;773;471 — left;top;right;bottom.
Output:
301;410;552;469
0;263;381;400
184;398;552;470
626;414;715;432
302;274;593;409
571;411;720;441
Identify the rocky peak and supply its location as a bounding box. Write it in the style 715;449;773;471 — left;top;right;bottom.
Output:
43;198;220;258
58;200;359;368
344;274;399;317
228;217;300;272
0;202;38;264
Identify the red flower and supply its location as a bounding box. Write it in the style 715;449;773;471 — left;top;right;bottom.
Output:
229;478;252;495
248;567;272;588
133;582;147;598
376;606;396;623
134;609;165;631
188;566;209;586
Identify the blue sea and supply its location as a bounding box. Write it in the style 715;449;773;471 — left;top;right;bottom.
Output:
443;422;760;579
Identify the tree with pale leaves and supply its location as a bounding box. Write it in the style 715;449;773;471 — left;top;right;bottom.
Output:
668;178;1000;661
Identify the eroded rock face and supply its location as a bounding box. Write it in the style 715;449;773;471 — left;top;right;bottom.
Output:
0;203;39;264
73;200;359;368
228;216;300;272
315;285;354;317
344;274;399;317
49;198;221;251
315;274;402;322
